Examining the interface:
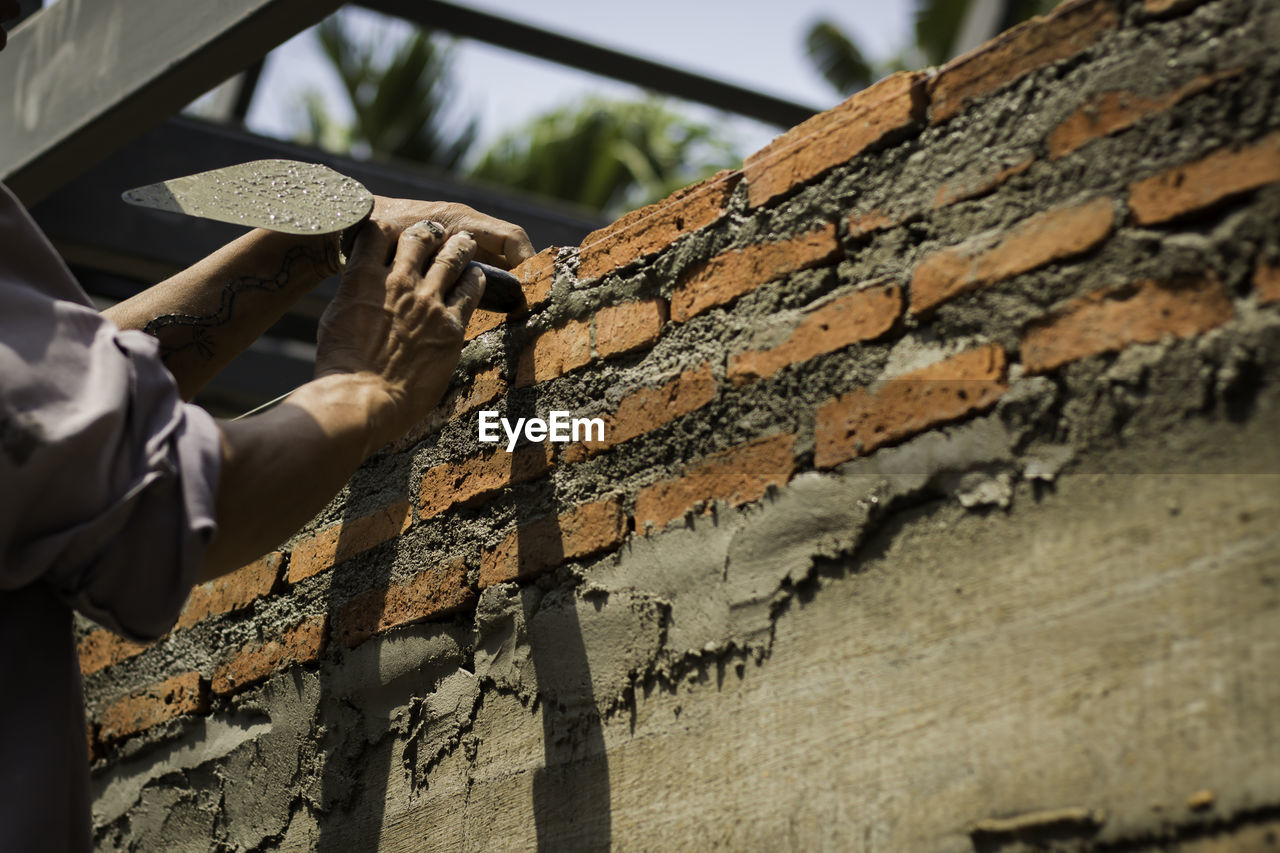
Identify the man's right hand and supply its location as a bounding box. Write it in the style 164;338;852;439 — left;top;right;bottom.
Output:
315;219;486;452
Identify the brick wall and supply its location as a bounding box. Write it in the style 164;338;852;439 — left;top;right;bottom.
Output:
83;0;1280;849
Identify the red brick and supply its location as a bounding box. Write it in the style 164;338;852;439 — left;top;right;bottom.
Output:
848;210;903;239
511;246;558;310
288;501;412;583
176;552;280;630
635;434;797;533
464;308;506;341
1020;276;1234;374
78;631;149;677
565;364;717;460
578;170;741;281
815;345;1009;468
335;560;474;648
596;299;668;358
97;672;207;742
480;496;626;588
933;156;1034;208
910;196;1115;314
929;0;1119;124
515;318;592;387
729;284;903;385
745;72;927;208
444;365;506;420
211;616;327;696
1049;69;1242;160
419;443;553;520
1144;0;1204;13
1129;131;1280;225
1256;259;1280;305
672;224;842;323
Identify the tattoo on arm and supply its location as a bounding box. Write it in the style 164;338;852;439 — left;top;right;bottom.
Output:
142;241;337;361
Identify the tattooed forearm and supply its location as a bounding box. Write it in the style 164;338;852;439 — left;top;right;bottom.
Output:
143;240;337;361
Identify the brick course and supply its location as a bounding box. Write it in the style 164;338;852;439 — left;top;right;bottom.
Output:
336;560;474;648
177;551;280;630
744;72;927;208
929;0;1119;124
672;224;842;323
729;284;902;385
634;434;796;533
578;170;740;281
288;501;412;583
78;631;149;677
910;196;1115;313
1020;275;1234;374
596;298;668;359
1129;131;1280;225
480;496;626;588
815;345;1009;468
564;364;717;461
420;444;553;520
97;672;206;742
211;616;327;696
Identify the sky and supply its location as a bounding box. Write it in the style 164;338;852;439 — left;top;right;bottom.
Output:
242;0;917;163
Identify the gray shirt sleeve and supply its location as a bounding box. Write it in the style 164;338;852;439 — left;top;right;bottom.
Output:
1;184;223;641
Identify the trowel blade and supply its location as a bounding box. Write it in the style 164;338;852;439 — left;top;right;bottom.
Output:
122;159;374;236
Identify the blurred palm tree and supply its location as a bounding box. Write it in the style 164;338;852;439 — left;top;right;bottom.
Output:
301;14;476;170
807;0;1061;97
470;97;740;218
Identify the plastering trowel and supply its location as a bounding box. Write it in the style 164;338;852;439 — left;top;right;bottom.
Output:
122;159;526;313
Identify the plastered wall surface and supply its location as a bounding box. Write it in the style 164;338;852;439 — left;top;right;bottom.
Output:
79;0;1280;849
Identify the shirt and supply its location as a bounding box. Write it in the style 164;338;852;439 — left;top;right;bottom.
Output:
0;183;223;851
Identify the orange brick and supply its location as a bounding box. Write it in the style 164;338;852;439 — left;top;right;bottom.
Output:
910;196;1115;313
578;170;741;281
419;443;553;520
815;345;1009;468
933;156;1033;208
515;318;592;387
929;0;1119;124
1256;259;1280;304
464;309;506;341
511;246;558;309
745;72;927;208
288;501;412;583
97;672;206;742
596;299;668;358
1021;276;1234;374
1144;0;1204;13
1129;131;1280;225
480;496;626;588
78;631;149;677
335;559;474;647
672;224;842;323
211;616;327;696
729;284;903;385
848;210;903;239
635;434;796;533
176;552;280;630
1049;69;1242;159
566;364;717;460
442;365;506;420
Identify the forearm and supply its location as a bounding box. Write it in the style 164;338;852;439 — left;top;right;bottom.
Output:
103;228;338;400
198;372;393;582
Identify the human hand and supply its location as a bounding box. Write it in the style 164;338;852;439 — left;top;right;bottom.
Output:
371;196;535;270
315;219;485;447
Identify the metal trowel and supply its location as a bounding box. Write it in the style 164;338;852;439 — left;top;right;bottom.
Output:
123;159;526;313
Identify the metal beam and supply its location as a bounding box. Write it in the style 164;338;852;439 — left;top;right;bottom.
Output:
360;0;821;129
0;0;346;205
30;116;606;286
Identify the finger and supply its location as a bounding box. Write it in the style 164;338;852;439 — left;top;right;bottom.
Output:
420;232;477;301
453;213;534;269
346;219;398;271
444;265;486;329
390;219;445;279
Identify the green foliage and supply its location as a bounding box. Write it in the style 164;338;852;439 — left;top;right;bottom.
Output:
470;98;741;218
302;15;476;171
805;20;875;94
